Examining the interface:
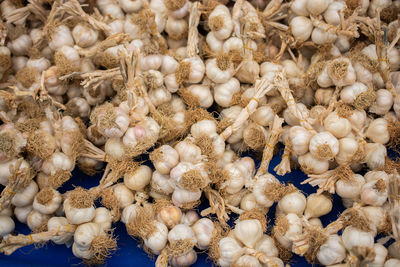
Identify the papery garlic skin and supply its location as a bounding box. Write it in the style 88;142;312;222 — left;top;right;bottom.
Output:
277;191;306;216
289;126;312;156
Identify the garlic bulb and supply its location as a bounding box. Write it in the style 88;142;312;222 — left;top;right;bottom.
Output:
309;131;339;160
192;218;214;249
253;174;280;207
274;213;303;250
143;220;168;254
48;217;73;245
360;179;388;206
174;139;202;164
365;118;390;144
250;105;275;127
185;85;214;108
112;184;134;208
335;138;359;165
234;219;263;248
14;205;33;224
277;191;306;216
370;89;394;115
93;207;113;232
324;112;352;138
234;255;261;267
121;204;139;224
255;234;279;257
72;23;99;48
64;188;96;225
341;226;374;251
290;16;313;42
218;237;244;266
306;0;329;16
298;153;329;174
289;126;312;156
11;180;38;207
335;174;364;199
291;0;309;16
206;58;234;84
124;165;152;191
385;259;400;267
33;187;62;214
157;205;182;229
74;222;101;250
340;82;368;105
0;216;14;236
27;210;50;230
208;5;233;41
214;78;241;107
364;143;387;170
316;234;346;266
151;171;174;195
324;1;345;25
304;193;332;218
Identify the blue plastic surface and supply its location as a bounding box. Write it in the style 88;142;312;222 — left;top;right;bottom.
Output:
0;150;346;267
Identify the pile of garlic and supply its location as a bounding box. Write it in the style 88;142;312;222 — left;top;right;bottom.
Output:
0;0;400;266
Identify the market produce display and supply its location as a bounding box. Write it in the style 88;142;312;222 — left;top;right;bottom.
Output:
0;0;400;266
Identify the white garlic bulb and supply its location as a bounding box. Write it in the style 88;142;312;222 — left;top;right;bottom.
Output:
124;165;152;191
208;5;233;41
335;174;365;199
277;191;306;216
11;180;38;207
365;118;390;144
290;16;313;42
192;218;214;249
304;193;332;218
0;215;14;236
324;112;352;139
309;131;339;160
364;143;387;170
218;237;244;266
33;188;62;214
317;234;346;266
341;226;374;251
143;221;169;255
234;219;263;248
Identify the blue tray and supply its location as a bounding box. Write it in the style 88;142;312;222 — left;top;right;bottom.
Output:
0;151;346;267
